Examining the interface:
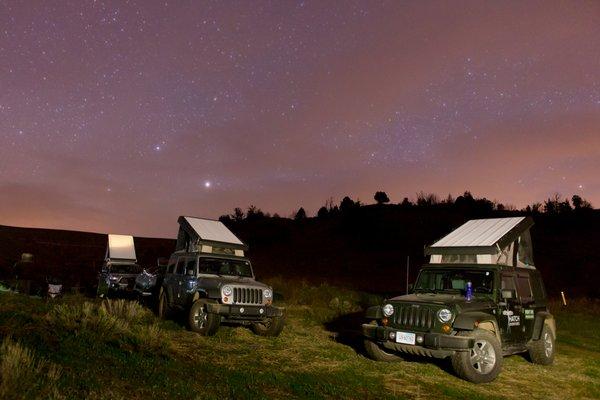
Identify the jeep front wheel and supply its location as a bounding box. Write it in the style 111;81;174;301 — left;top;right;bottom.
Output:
251;316;285;337
188;300;220;336
364;339;403;362
451;329;502;383
528;324;555;365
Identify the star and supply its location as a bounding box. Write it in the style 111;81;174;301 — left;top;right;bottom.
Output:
204;181;212;188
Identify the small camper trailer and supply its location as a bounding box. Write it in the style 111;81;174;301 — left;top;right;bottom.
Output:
97;234;142;297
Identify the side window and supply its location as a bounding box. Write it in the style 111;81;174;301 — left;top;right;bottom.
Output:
501;274;516;291
185;258;197;275
175;258;186;275
530;272;546;301
516;274;534;303
167;257;177;274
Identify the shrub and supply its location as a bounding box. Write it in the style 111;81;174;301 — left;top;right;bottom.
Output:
0;338;62;400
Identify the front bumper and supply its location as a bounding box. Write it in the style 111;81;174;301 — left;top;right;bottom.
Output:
206;303;284;320
362;324;474;358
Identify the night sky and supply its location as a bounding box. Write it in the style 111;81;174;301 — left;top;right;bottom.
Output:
1;1;599;237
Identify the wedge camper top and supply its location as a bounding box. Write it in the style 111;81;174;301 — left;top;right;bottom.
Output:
105;234;137;263
425;217;535;268
176;216;248;257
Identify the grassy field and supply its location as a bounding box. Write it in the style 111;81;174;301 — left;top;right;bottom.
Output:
0;282;598;400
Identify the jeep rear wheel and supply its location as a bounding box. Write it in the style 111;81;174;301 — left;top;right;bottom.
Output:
251;316;285;337
528;324;555;365
157;289;171;319
188;300;220;336
451;329;502;383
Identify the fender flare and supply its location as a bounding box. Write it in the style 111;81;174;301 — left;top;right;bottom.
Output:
453;312;501;341
532;311;556;340
365;305;383;320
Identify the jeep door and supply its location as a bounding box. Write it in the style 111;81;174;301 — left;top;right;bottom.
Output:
515;271;538;339
172;257;187;305
498;272;525;343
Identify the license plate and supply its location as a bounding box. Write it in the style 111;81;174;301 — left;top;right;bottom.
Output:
395;331;416;345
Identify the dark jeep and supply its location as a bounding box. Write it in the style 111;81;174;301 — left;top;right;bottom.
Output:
363;217;556;383
156;216;284;336
157;252;284;336
97;234;141;298
97;259;142;298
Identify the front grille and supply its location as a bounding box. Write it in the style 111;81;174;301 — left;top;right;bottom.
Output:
394;304;434;330
233;287;263;305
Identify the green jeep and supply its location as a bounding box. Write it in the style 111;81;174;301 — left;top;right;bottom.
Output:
363;217;556;383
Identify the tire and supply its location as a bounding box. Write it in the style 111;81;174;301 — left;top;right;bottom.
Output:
363;321;403;362
528;324;555;365
188;300;220;336
157;288;171;319
451;329;502;383
251;316;285;337
364;339;403;362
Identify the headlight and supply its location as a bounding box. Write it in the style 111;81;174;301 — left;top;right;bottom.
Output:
109;276;119;282
263;289;272;298
222;285;233;297
382;304;394;317
437;308;453;323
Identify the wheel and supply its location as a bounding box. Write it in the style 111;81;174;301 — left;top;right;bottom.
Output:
363;321;403;362
528;324;555;365
451;329;502;383
157;288;171;319
251;316;285;337
188;300;220;336
364;339;403;362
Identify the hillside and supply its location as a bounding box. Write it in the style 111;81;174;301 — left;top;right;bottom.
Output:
0;285;598;399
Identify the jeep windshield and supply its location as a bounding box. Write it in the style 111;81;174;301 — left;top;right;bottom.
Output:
414;268;494;296
198;258;253;278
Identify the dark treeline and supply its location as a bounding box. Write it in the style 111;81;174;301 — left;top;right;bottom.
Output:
217;191;597;298
0;191;597;298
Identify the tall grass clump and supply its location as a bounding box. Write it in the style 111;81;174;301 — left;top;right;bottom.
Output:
265;277;382;323
0;338;62;400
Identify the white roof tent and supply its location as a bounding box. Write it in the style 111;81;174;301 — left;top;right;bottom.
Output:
425;217;535;268
176;216;248;257
105;234;137;263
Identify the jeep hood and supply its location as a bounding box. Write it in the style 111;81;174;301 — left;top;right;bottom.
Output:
389;293;495;311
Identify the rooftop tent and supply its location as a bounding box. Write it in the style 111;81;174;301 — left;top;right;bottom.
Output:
176;216;248;256
106;234;137;262
425;217;535;268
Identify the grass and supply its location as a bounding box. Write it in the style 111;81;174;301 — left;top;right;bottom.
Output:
0;286;598;399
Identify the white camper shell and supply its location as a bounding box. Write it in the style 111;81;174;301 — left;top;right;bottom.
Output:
176;216;248;257
105;234;137;263
425;217;535;268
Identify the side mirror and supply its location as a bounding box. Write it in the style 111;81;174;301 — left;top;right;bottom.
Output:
408;283;414;293
186;269;195;276
501;289;515;299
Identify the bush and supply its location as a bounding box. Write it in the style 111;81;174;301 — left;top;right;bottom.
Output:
0;338;62;400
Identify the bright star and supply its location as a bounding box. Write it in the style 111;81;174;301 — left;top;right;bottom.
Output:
204;181;211;188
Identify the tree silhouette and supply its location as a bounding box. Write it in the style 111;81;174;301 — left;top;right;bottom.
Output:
233;207;244;222
374;191;390;205
317;206;329;219
340;196;356;212
294;207;307;220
